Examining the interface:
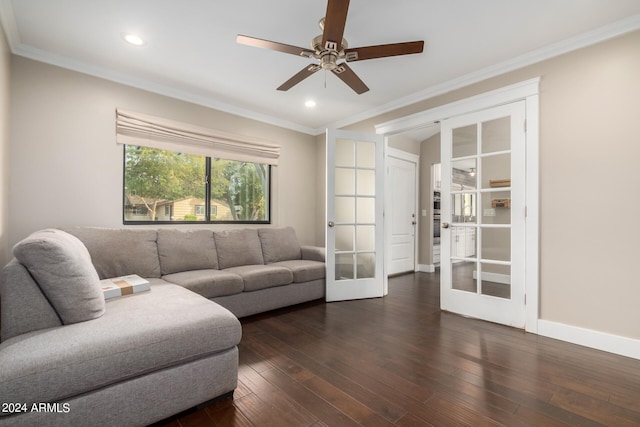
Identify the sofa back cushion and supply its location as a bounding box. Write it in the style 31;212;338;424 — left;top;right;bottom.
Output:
62;227;161;279
214;229;264;269
12;229;105;325
1;259;63;341
157;229;218;275
258;227;302;263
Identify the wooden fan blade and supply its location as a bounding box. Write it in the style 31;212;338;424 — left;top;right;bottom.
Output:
332;63;369;94
344;41;424;62
322;0;350;50
237;35;315;58
277;64;321;91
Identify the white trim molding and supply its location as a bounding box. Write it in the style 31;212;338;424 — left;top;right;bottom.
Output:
538;320;640;361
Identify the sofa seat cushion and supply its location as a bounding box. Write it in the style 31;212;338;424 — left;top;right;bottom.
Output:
0;284;241;408
162;269;244;298
270;260;326;283
224;265;293;292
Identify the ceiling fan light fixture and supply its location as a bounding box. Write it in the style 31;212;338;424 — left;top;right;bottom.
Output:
304;100;317;108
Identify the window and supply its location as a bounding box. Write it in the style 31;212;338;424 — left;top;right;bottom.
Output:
124;145;270;224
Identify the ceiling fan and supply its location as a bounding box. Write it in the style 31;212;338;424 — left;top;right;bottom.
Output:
236;0;424;94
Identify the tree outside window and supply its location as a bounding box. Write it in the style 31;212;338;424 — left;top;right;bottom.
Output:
124;145;270;223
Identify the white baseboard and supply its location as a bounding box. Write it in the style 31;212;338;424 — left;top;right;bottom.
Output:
538;319;640;360
418;264;435;273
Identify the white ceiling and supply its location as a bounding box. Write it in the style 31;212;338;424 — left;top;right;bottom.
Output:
2;0;640;136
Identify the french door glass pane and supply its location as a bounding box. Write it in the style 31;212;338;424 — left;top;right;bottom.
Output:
452;261;477;293
335;139;355;167
356;141;375;168
481;228;511;262
482;117;511;154
481;153;511;189
335;253;355;280
356;253;375;279
480;263;511;299
356;197;375;223
356;170;375;196
335;196;354;223
335;225;354;251
481;191;511;225
452;124;477;158
335;168;355;195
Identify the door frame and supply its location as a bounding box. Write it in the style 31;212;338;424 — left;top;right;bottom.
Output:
385;146;420;275
375;78;540;334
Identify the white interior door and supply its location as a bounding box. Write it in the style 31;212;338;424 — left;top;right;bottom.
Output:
387;155;417;275
326;128;385;302
440;101;526;327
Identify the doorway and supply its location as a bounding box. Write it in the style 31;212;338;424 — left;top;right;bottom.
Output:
376;78;540;332
386;149;419;275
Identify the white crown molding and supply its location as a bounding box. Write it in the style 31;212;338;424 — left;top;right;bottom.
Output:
320;13;640;135
2;0;639;137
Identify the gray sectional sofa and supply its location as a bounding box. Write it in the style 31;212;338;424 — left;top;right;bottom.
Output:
0;226;325;426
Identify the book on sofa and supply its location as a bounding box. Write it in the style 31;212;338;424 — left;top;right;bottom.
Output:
100;274;150;299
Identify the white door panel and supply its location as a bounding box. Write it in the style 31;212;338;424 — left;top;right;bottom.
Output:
326;129;385;302
440;101;526;327
387;155;417;275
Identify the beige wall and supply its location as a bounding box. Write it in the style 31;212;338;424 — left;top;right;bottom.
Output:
8;57;319;251
345;30;640;340
0;22;10;267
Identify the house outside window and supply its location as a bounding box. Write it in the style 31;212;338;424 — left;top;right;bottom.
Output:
123;145;270;224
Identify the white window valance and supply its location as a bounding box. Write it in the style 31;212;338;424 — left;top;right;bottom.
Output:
116;109;280;165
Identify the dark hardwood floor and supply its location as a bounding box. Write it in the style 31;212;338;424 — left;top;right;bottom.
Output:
164;272;640;426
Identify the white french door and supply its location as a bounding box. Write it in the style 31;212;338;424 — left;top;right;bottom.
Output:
326;128;385;302
440;101;526;327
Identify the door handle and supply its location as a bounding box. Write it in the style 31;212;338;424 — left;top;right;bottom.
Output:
442;222;450;229
328;221;335;227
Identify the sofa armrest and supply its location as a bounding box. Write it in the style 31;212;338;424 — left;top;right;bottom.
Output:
301;246;325;262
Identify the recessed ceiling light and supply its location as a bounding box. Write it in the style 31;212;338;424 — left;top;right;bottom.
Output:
304;100;316;108
122;33;144;46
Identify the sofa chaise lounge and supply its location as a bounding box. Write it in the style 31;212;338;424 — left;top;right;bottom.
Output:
0;226;325;426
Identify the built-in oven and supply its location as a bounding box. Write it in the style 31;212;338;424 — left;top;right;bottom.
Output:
433;191;441;243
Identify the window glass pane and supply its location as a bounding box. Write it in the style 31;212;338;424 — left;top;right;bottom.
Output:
124;145;270;223
210;159;269;221
124;146;206;222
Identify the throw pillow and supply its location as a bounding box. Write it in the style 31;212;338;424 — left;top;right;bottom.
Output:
13;229;106;324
